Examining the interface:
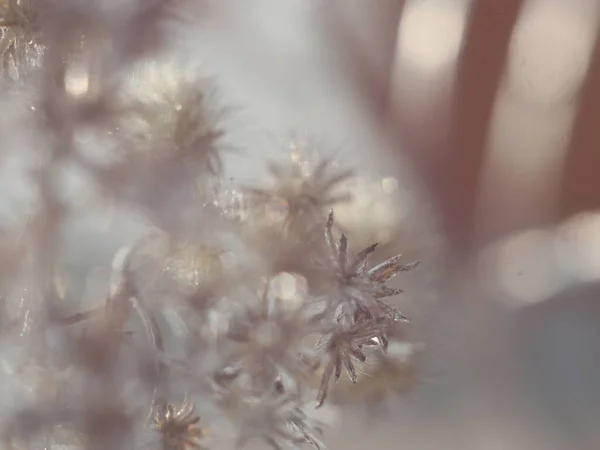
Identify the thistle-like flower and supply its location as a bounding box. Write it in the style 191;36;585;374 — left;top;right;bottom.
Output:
153;399;206;450
235;388;326;450
109;72;227;230
127;76;224;177
247;148;353;234
310;211;419;405
223;280;322;394
324;210;418;328
244;148;353;282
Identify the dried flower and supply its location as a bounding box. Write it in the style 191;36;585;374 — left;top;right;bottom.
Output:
324;210;418;327
126;72;225;177
247;148;353;234
153;399;206;450
223;280;322;393
304;211;420;405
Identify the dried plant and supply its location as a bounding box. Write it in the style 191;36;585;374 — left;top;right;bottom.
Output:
153;399;207;450
323;211;417;332
0;2;422;450
124;75;226;177
247;147;353;235
311;211;418;406
222;280;322;394
242;144;354;285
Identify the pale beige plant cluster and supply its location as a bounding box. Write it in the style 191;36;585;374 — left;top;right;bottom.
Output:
0;2;419;450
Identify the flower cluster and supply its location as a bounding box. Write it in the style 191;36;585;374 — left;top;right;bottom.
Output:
0;2;421;450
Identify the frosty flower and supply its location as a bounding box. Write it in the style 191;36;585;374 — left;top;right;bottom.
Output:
234;389;326;450
324;210;418;328
153;398;206;450
315;318;389;407
126;72;224;177
242;146;353;283
223;280;322;393
247;147;353;234
101;69;228;230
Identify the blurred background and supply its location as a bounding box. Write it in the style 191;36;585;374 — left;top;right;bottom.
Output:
196;1;600;449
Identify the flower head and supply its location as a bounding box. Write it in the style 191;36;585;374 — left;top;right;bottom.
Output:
126;70;225;177
247;139;353;235
324;210;418;326
223;280;322;394
153;398;206;450
309;211;419;405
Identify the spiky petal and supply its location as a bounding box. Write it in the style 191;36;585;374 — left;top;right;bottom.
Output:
315;212;418;405
315;319;389;407
323;211;418;323
153;398;206;450
247;148;353;235
368;256;420;283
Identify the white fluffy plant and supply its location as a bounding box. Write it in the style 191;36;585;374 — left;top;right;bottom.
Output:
0;2;420;450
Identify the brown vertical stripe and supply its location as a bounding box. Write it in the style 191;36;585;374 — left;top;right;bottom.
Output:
559;31;600;219
441;0;524;255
